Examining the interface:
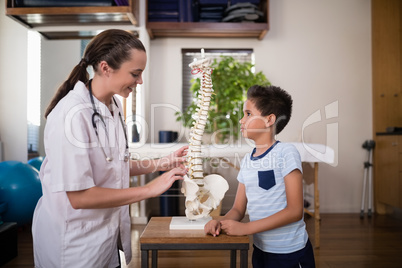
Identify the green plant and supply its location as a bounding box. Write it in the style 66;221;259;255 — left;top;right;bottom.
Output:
176;56;270;143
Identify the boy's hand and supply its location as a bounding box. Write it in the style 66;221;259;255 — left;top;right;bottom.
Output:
204;219;221;237
220;220;246;236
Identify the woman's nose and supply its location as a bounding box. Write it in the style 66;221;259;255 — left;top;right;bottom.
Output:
137;75;143;85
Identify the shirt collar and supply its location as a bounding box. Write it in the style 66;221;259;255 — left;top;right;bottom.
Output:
250;140;280;161
74;80;115;119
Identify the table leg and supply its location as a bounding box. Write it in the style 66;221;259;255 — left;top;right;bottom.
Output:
141;250;148;268
240;249;248;268
230;250;236;268
152;250;158;268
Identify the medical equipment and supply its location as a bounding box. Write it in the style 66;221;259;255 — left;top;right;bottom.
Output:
0;161;42;225
180;52;229;221
88;80;129;162
360;139;375;218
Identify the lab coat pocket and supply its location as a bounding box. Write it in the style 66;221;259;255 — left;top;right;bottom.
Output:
63;216;119;267
258;170;276;190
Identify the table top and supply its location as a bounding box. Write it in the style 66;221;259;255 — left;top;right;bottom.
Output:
140;217;250;245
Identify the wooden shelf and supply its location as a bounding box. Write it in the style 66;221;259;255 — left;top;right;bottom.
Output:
147;21;269;40
146;0;269;40
5;0;139;39
5;0;269;40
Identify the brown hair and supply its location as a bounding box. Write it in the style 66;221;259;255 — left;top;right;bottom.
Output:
44;29;146;118
247;85;293;134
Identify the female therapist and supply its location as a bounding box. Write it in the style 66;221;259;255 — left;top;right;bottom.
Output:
32;29;188;268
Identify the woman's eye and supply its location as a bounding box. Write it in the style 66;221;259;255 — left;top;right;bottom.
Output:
131;73;139;78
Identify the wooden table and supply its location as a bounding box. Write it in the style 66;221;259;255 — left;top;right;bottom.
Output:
140;217;250;268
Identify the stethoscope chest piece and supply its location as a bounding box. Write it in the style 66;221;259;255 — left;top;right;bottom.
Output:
123;150;130;162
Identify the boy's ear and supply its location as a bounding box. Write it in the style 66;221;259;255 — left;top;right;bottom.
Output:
265;114;276;128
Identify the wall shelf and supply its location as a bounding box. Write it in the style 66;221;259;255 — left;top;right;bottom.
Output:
147;21;268;40
146;0;269;40
5;0;139;39
5;0;269;40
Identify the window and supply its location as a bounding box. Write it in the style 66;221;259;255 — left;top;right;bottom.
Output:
181;48;254;112
27;31;41;154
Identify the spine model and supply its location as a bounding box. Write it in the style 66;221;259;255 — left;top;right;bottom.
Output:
187;57;213;184
181;54;229;220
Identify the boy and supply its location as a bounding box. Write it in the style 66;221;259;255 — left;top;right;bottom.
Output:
204;85;315;267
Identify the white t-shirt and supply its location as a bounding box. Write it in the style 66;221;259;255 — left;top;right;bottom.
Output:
237;141;308;254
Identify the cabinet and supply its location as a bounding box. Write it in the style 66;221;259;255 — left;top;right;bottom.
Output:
372;0;402;133
375;135;402;209
5;0;139;39
146;0;269;40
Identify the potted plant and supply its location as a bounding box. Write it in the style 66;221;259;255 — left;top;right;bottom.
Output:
176;56;270;144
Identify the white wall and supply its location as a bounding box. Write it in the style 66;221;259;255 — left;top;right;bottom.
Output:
0;4;81;161
39;39;81;156
146;0;372;213
0;0;372;213
0;3;28;162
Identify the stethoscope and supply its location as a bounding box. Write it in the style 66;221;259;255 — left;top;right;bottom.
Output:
88;79;130;162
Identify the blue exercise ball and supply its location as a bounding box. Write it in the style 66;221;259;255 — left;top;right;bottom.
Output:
28;156;45;171
0;161;42;225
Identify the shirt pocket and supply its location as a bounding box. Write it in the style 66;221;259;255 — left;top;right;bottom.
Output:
258;170;276;190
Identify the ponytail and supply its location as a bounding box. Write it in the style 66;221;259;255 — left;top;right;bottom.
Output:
44;59;89;118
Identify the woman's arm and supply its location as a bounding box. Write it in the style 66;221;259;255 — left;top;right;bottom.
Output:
129;145;188;176
67;167;187;209
221;169;304;236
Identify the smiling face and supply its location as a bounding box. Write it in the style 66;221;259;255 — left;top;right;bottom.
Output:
239;99;275;143
108;48;147;98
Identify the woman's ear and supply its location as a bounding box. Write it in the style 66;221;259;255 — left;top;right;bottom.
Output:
99;61;110;76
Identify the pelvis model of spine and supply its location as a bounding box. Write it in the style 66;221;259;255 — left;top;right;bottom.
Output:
181;55;229;220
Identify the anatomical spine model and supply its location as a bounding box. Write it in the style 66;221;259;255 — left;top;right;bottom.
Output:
181;54;229;220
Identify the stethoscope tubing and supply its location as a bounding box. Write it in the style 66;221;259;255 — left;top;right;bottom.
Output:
88;79;129;162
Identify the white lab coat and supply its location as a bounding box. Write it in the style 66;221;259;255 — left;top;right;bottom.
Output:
32;81;132;268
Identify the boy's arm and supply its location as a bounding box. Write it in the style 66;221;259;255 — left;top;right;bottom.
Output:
221;169;304;236
223;182;247;221
204;182;247;236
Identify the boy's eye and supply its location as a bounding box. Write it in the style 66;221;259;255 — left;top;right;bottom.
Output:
247;112;251;116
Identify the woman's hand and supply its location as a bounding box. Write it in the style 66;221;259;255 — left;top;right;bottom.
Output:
145;166;187;198
204;219;221;237
129;146;188;176
157;145;188;172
